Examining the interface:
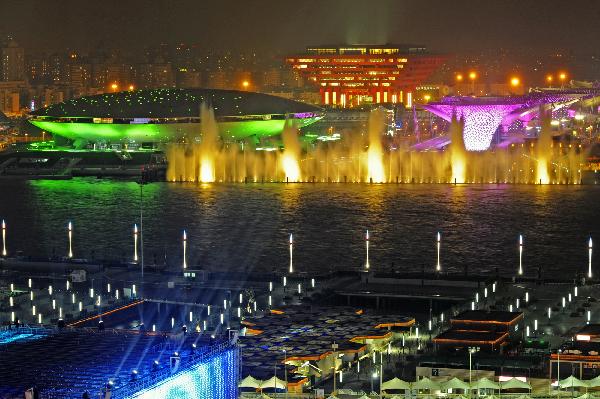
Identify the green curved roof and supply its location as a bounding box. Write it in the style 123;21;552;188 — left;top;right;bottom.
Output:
32;88;321;119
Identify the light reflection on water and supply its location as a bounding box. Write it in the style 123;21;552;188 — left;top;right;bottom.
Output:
0;178;598;278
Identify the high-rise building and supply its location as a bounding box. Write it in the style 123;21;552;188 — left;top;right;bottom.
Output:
286;44;446;107
1;37;25;81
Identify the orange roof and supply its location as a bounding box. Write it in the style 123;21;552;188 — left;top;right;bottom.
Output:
67;300;144;327
351;331;392;342
375;319;415;329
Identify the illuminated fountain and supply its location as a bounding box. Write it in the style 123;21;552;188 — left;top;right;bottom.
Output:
162;90;593;184
366;108;386;183
199;104;218;183
536;112;552;184
281;122;301;183
449;116;467;184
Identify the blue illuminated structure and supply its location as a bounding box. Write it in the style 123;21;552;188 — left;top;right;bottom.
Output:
0;326;50;346
117;343;239;399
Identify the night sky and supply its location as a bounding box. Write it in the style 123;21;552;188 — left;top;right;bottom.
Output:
3;0;600;55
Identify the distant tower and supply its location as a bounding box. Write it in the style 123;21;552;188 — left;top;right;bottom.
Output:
1;37;25;81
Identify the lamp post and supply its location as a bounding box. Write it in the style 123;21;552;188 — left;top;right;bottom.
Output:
283;349;288;399
289;233;293;274
436;232;441;272
557;349;562;398
519;234;523;275
133;224;138;262
332;342;338;394
365;230;370;270
2;219;6;256
588;237;593;279
469;71;477;95
469;347;478;398
559;72;567;88
182;230;187;270
67;221;73;258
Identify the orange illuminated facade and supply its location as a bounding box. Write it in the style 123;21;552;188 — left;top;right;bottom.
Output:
286;44;446;107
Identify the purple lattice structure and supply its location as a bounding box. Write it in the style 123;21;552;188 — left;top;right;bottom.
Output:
423;90;595;151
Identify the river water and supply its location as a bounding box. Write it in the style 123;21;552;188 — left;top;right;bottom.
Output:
0;178;598;278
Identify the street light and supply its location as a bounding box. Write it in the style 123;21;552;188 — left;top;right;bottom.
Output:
332;342;338;394
456;73;464;82
468;71;477;94
283;349;288;399
559;72;567;87
469;347;478;397
546;75;553;87
510;77;520;87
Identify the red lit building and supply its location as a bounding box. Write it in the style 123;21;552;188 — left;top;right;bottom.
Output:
285;44;446;107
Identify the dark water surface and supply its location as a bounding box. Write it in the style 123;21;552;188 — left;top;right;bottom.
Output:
0;178;598;278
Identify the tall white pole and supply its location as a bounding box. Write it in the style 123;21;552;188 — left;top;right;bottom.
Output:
2;219;6;256
436;232;441;272
518;234;523;275
183;230;187;270
133;224;138;262
589;237;593;279
289;233;293;274
68;221;73;258
365;230;370;270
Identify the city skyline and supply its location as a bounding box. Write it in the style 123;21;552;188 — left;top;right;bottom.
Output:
2;0;600;58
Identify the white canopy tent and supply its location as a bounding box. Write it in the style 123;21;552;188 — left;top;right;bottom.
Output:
559;376;589;389
473;377;500;390
586;376;600;388
260;376;287;390
382;377;412;390
413;377;441;391
500;378;531;391
239;375;262;389
442;377;470;391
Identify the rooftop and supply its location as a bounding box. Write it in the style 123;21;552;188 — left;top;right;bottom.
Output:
31;88;321;119
451;310;524;325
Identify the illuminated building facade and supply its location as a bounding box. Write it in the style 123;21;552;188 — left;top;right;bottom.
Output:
128;347;239;399
285;44;445;107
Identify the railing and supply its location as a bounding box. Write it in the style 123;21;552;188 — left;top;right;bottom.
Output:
240;394;581;399
111;340;238;399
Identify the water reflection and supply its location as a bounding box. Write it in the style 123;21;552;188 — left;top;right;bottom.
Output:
0;179;595;278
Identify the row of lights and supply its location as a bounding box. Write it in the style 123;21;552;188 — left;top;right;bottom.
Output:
454;71;569;86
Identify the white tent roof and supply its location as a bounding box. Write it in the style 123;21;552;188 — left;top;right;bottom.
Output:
559;376;589;388
473;377;500;390
586;376;600;388
382;377;412;390
260;376;287;389
413;377;441;390
500;378;531;390
442;377;470;390
576;393;600;399
239;375;262;388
